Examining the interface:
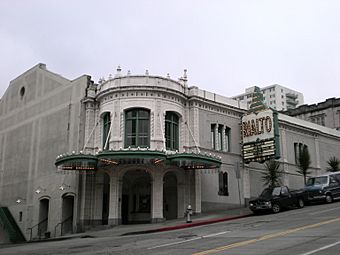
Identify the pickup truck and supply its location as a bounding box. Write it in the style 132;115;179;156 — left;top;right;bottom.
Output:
249;186;307;214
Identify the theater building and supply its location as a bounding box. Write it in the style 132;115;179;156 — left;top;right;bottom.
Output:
1;64;340;242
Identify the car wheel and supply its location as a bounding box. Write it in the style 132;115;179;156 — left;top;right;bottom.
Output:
272;203;281;213
297;198;304;208
325;194;333;203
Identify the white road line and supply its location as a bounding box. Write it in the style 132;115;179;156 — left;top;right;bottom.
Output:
299;240;340;255
147;231;230;250
203;231;230;238
309;207;340;215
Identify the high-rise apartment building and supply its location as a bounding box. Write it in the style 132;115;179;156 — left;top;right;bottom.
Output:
232;85;304;111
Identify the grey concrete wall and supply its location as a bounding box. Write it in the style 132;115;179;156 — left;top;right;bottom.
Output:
0;64;89;239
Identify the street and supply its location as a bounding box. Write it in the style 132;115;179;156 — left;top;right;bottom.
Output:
1;202;340;255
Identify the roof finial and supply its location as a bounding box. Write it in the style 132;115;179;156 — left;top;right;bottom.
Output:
115;65;122;78
183;69;187;81
145;69;149;76
127;70;131;76
179;69;188;86
167;73;170;78
98;77;105;84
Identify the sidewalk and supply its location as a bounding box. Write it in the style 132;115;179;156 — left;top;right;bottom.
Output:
60;207;252;240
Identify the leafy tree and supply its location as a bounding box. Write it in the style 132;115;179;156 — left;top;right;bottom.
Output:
262;160;283;188
296;146;311;185
326;156;340;172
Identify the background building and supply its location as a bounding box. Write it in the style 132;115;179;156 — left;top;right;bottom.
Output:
283;97;340;130
232;85;304;111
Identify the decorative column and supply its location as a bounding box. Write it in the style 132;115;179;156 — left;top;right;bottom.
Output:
314;135;321;175
221;127;226;152
151;171;164;223
77;174;87;232
93;175;104;225
194;170;202;214
214;124;218;150
243;167;250;204
281;129;289;187
108;173;120;225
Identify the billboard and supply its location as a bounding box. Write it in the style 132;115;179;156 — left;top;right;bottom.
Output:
241;108;280;163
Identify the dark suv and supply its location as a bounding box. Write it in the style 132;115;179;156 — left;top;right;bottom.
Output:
305;171;340;203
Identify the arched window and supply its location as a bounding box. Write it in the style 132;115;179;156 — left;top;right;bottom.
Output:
102;112;111;150
125;109;150;148
165;112;179;150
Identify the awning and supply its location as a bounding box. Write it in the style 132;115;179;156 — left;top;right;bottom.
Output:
55;150;221;171
55;153;97;171
97;150;167;166
167;153;221;169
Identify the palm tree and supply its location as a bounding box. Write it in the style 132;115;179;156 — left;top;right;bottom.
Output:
296;146;311;185
262;160;283;188
326;156;340;172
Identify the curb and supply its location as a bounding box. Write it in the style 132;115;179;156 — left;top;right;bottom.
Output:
121;213;252;236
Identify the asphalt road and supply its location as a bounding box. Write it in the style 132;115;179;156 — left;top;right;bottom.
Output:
1;201;340;255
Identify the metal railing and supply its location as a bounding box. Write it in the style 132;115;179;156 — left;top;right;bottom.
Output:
54;216;73;237
27;218;48;241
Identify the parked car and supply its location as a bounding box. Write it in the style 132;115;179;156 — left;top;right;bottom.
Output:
249;186;307;214
305;171;340;203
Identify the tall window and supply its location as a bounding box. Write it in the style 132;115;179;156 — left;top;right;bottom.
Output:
102;112;111;150
294;142;308;164
211;124;231;152
165;112;179;150
217;125;223;151
211;124;216;149
125;109;150;148
218;171;229;196
225;126;231;152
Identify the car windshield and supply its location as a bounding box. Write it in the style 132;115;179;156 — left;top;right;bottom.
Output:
260;187;281;197
306;176;328;186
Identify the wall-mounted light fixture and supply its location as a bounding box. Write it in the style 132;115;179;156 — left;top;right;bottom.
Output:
59;183;71;191
15;198;26;204
35;186;46;194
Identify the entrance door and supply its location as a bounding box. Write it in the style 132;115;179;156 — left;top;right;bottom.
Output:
122;195;129;224
38;199;49;238
61;195;74;235
122;170;152;224
102;173;110;225
163;172;178;220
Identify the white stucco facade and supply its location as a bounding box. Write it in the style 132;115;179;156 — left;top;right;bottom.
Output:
1;64;340;242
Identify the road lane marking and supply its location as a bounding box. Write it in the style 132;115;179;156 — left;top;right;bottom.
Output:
192;216;340;255
309;207;340;215
299;240;340;255
147;231;229;250
203;231;230;238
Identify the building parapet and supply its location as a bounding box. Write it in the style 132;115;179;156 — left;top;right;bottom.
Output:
278;113;340;138
188;86;247;109
283;97;340;116
98;75;186;95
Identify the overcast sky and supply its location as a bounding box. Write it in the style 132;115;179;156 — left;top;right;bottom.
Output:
1;0;339;104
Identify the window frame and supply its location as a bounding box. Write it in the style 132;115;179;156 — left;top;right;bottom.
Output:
102;112;111;150
125;108;150;148
211;124;216;150
165;112;179;151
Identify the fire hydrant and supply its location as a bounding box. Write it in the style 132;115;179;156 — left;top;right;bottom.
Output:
185;204;193;223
